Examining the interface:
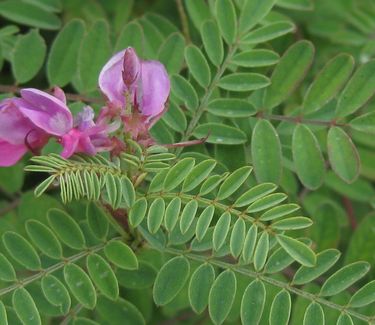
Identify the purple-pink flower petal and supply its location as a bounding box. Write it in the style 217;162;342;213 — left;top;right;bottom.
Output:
0;140;27;166
17;88;73;136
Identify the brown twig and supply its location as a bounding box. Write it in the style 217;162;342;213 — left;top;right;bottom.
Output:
342;196;357;229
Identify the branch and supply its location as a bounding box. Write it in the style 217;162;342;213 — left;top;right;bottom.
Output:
175;0;191;43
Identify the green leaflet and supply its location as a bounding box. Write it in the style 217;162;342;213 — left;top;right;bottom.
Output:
0;253;16;282
242;225;258;264
188;263;215;314
292;124;325;189
264;40;314;110
25;220;63;259
86;202;109;240
349;280;375;307
164;197;181;232
87;254;119;300
269;290;291;325
171;74;198;110
196;205;215;241
117;261;156;289
213;212;231;251
251;119;282;183
241;280;266;325
48;208;86;250
217;166;252;200
12;29;46;83
78;19;111;92
337;314;354;325
185;45;211;87
239;0;277;34
0;0;60;30
207;99;257;118
0;301;6;325
276;235;316;267
201;20;223;66
232;49;280;67
303;53;354;114
164;158;195;191
129;198;148;227
234;183;277;207
218;73;270;91
209;270;236;325
336;60;375;117
104;240;138;270
3;232;41;271
158;33;185;74
180;200;198;234
47;19;85;86
41;275;71;314
193;123;247;145
12;288;41;325
303;302;324;325
241;21;296;44
115;21;144;53
182;159;217;192
293;249;341;285
350;112;375;134
320;261;370;296
64;263;96;309
153;256;190;305
230;219;246;258
215;0;237;44
327;127;360;183
253;232;269;271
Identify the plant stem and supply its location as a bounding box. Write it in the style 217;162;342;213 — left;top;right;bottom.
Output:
175;0;191;43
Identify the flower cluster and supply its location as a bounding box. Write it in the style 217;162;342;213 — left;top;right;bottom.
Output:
0;48;170;166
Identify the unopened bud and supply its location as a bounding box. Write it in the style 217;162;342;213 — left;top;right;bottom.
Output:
122;47;140;88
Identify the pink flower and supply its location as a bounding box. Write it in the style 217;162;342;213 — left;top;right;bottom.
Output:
98;47;170;138
0;88;112;166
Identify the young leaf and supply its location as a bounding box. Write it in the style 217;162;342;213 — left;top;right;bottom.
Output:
47;19;85;86
242;21;295;44
78;20;111;92
253;231;269;271
336;60;375;117
217;166;252;200
104;240;138;270
276;235;316;267
251;119;283;183
164;158;195;191
64;264;97;309
129;198;148;228
327;127;360;183
158;33;185;74
153;256;190;305
188;263;215;314
218;73;270;91
48;208;86;250
209;270;236;325
3;232;41;271
207;99;257;118
303;302;324;325
213;212;231;251
12;29;46;83
215;0;237;44
230;219;246;258
232;49;280;67
241;280;266;325
201;20;223;66
0;253;16;282
87;254;119;300
193;123;247;145
180;200;198;234
12;288;41;325
0;0;60;30
234;183;277;207
196;205;215;241
264;41;314;110
41;275;71;314
349;280;375;308
303;54;354;114
292;124;325;189
269;290;291;325
185;45;211;87
242;225;258;264
320;261;370;296
239;0;277;34
25;220;63;259
293;249;341;285
86;202;109;240
182;159;217;192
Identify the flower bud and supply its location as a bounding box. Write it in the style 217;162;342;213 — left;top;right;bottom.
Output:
122;47;140;89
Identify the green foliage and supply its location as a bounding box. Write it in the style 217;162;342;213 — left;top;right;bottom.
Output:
1;0;375;324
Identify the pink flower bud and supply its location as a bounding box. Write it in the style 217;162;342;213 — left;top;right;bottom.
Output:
122;47;140;89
